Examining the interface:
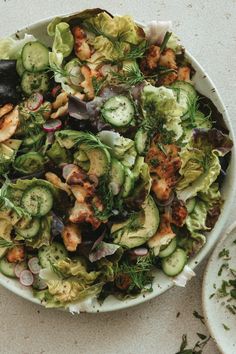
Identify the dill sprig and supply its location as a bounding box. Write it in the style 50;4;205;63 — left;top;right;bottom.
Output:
117;254;155;292
93;176;114;221
111;64;145;87
92;76;108;96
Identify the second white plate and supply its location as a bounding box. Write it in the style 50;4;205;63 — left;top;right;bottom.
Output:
202;222;236;354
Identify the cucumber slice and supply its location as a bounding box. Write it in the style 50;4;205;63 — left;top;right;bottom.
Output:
21;41;49;72
162;248;187;277
23;131;45;147
38;242;68;269
15;217;40;239
135;128;150;155
109;158;125;195
13;152;45;175
132;156;144;179
16;58;25;77
159;238;177;258
0;257;16;278
21;185;53;216
21;71;49;96
102;95;134;127
186;198;196;214
122;167;135;197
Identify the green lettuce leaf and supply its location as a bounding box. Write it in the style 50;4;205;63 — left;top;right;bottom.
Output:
83;12;144;64
35;281;103;308
0;34;36;59
35;257;103;307
141;85;185;139
185;199;209;244
52;22;74;58
177;129;232;201
53;258;100;283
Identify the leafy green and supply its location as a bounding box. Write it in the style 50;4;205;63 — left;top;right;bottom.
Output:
177;129;231;201
0;34;36;59
185;199;209;246
83;12;144;65
52;22;74;57
141;85;185;139
35;257;103;307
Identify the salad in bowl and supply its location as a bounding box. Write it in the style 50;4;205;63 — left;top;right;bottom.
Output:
0;8;233;312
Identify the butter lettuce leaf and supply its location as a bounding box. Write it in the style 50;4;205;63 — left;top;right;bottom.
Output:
177;128;232;201
185;199;209;244
52;22;74;57
141;85;185;140
0;34;36;59
83;12;144;64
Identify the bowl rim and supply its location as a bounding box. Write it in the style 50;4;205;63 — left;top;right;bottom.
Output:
1;11;236;313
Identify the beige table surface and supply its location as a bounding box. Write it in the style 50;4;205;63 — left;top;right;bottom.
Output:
0;0;236;353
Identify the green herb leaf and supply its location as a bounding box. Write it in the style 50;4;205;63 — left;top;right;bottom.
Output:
193;310;205;324
222;323;230;331
196;333;207;341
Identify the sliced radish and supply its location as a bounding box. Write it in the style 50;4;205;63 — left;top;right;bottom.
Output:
51;85;61;97
19;270;34;287
129;248;149;259
32;274;48;290
27;93;43;111
28;257;41;275
43;119;62;132
14;262;28;278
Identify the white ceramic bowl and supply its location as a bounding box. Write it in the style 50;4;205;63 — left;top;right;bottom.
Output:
1;13;236;313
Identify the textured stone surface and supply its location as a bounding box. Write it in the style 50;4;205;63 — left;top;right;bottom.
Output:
0;0;236;353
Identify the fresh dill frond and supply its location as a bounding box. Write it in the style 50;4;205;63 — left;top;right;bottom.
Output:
117;253;155;292
111;64;145;87
92;76;108;96
93;175;114;221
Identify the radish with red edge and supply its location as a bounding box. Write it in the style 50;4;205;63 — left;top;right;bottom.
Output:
43;119;62;132
28;257;41;274
19;270;34;287
27;92;43;111
14;262;28;278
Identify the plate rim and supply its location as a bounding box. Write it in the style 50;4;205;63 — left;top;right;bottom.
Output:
202;221;236;354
